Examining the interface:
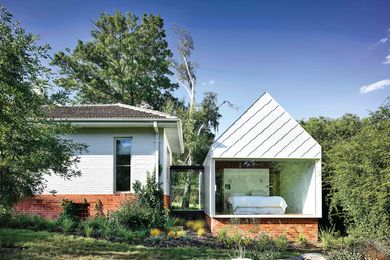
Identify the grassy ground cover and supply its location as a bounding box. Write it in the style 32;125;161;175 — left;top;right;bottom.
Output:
0;228;305;260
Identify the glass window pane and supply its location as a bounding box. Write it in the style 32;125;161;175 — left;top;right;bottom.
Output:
116;138;131;165
116;139;131;155
116;166;130;191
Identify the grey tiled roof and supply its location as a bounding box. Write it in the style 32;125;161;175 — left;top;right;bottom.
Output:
44;104;175;120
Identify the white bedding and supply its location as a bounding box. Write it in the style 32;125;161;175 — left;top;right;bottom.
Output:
229;196;288;215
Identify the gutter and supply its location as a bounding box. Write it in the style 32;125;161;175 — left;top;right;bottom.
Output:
153;121;160;186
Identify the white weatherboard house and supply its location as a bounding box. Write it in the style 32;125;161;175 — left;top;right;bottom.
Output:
16;104;183;218
16;92;321;241
203;92;321;241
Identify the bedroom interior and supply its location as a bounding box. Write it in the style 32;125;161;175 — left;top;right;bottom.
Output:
214;160;316;216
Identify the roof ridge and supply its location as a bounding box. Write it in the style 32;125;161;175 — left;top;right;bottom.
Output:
114;103;177;119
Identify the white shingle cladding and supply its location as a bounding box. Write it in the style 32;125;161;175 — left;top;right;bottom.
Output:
212;92;321;159
43;128;157;194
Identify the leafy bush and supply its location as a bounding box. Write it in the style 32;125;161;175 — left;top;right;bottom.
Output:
274;235;289;251
185;219;205;232
319;226;340;250
59;217;76;234
196;228;206;237
150;228;162;237
176;230;187;238
111;172;166;230
6;213;56;231
296;232;307;245
58;199;87;222
80;216;112;238
253;233;276;252
327;247;363;260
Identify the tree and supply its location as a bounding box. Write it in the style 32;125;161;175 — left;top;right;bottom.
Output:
51;11;177;109
0;6;86;208
301;101;390;239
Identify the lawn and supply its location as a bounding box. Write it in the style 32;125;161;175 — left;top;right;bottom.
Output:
0;228;233;259
0;228;307;259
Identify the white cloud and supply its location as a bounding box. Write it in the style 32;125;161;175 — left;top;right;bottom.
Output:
371;37;388;48
202;80;216;86
360;79;390;94
383;54;390;64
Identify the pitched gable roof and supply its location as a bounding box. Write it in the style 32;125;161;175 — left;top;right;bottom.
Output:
211;92;321;159
44;103;177;120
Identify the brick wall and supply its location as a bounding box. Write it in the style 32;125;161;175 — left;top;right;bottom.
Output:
14;194;135;219
205;214;318;242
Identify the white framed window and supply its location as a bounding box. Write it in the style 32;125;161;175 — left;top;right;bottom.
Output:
114;137;132;192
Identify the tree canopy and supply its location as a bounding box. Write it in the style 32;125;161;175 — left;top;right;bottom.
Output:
301;100;390;239
51;11;177;110
0;7;86;208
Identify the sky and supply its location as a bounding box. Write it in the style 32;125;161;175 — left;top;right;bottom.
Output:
2;0;390;134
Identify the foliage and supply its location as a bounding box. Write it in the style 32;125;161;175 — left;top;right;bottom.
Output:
301;100;390;239
319;226;340;250
51;11;177;109
111;172;166;230
59;217;76;234
196;228;206;237
0;6;87;208
296;232;307;245
80;216;112;238
0;228;234;259
58;199;87;222
185;219;205;232
150;228;162;237
0;213;56;231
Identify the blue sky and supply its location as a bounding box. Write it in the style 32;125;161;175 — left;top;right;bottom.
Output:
3;0;390;134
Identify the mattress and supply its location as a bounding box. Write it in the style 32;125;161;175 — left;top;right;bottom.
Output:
229;196;288;215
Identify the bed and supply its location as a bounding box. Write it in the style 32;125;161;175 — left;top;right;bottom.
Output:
229;195;288;215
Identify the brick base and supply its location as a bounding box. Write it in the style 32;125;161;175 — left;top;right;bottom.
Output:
14;194;136;219
205;214;318;242
163;195;170;209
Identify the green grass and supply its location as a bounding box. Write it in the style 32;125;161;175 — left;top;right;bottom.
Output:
0;228;232;259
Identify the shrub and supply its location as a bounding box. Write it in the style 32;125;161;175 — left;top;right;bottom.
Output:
112;172;166;231
274;235;289;251
176;230;187;238
185;219;205;232
164;216;179;230
58;199;87;222
296;232;307;245
150;228;162;237
80;216;112;238
327;247;363;260
7;214;56;231
59;217;76;234
196;228;206;237
319;226;339;250
253;233;276;252
111;200;160;231
167;230;176;238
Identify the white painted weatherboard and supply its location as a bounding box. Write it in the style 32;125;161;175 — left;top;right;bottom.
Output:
43;128;157;194
212;92;321;159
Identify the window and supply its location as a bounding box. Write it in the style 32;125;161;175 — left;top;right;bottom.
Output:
115;138;132;192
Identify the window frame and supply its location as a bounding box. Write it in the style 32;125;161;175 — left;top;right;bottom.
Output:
114;137;133;193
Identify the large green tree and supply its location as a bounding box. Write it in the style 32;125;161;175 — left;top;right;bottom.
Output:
301;101;390;239
0;7;86;208
51;11;177;109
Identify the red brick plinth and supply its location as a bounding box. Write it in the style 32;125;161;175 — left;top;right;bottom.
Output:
163;195;170;209
205;214;318;242
14;194;135;219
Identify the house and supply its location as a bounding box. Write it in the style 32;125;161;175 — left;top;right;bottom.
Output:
203;92;321;241
15;92;321;241
15;104;184;219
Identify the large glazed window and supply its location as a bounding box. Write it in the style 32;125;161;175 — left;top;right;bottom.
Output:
214;160;316;215
115;138;132;192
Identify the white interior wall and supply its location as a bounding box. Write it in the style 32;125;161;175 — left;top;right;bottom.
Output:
279;161;316;214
